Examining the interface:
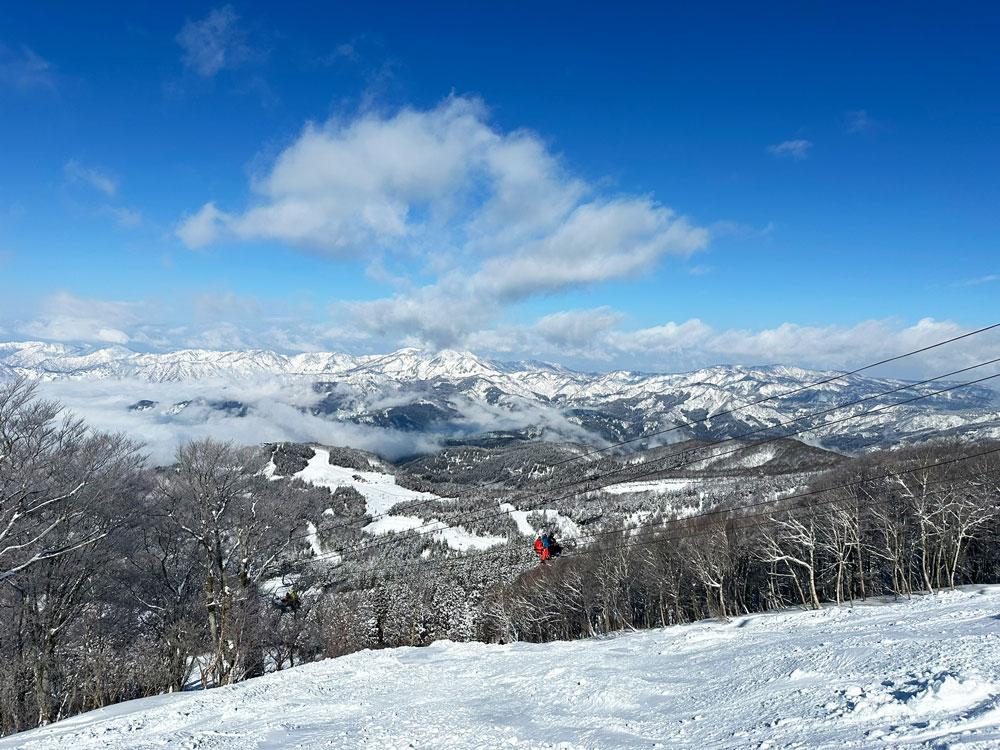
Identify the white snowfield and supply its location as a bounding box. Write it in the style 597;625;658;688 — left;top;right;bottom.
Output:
499;503;584;539
601;478;694;496
363;515;505;551
5;588;1000;749
296;447;440;517
299;448;502;551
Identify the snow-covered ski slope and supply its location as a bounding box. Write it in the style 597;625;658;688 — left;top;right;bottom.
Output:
296;447;439;517
5;588;1000;749
297;448;503;551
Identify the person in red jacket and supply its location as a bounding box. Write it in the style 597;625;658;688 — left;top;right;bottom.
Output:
534;536;544;559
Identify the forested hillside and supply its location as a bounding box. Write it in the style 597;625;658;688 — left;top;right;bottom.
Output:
2;375;999;737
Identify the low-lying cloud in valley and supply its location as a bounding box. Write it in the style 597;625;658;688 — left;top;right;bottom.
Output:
34;378;446;465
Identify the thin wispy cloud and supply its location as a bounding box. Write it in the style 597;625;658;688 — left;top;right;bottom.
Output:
844;109;889;134
0;44;55;92
176;5;254;77
105;206;142;228
64;159;118;196
767;139;812;159
709;220;775;240
845;109;873;133
323;41;360;64
953;274;998;287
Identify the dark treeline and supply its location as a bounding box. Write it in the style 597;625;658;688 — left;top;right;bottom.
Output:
1;376;999;737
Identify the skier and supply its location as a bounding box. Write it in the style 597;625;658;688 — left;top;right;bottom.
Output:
540;533;551;563
534;536;544;558
548;532;563;558
276;589;301;613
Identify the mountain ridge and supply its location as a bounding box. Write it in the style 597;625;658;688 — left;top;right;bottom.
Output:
2;341;998;456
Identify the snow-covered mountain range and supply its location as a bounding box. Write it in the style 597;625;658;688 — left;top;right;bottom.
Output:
2;340;998;457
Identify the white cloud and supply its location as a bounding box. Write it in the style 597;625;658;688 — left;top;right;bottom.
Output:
324;42;359;63
767;139;812;160
189;96;493;253
0;45;55;92
343;195;708;347
64;159;117;196
177;95;710;348
473;198;707;301
5;291;995;388
17;291;136;345
432;316;999;382
21;315;130;345
533;307;625;353
596;317;998;379
343;284;497;350
176;5;252;77
177;97;705;264
604;319;715;357
176;202;230;247
34;378;444;465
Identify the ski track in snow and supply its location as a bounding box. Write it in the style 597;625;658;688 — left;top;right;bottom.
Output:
6;587;1000;749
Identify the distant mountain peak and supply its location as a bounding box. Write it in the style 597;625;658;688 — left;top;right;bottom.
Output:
1;341;997;456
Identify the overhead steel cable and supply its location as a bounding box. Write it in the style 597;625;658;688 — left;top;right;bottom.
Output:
284;359;1000;566
279;322;1000;539
323;442;1000;582
290;364;1000;566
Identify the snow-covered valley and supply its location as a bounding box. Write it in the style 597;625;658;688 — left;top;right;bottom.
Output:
4;587;1000;749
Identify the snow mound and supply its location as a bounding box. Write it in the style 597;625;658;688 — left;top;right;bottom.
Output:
836;670;996;721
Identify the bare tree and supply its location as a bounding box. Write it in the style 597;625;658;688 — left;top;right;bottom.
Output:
0;379;142;583
157;439;318;686
758;512;822;610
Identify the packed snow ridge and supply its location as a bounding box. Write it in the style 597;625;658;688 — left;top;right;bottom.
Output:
5;587;1000;749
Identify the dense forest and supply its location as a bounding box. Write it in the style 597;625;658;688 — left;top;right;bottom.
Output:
2;376;998;736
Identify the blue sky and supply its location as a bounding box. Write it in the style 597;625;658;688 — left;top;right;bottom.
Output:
1;2;998;373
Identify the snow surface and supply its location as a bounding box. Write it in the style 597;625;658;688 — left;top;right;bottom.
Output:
602;478;694;496
296;447;445;517
294;450;499;552
362;516;505;551
498;503;583;539
500;502;537;536
8;587;1000;749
